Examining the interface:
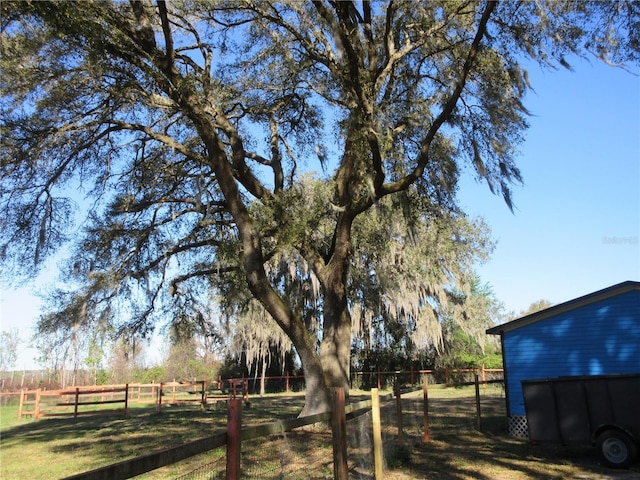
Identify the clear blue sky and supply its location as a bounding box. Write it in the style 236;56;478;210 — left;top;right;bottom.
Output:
459;58;639;315
1;57;639;370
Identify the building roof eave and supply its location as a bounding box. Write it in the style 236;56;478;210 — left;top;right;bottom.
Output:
486;280;640;336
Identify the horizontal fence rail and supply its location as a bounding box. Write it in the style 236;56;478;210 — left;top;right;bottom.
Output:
16;381;219;419
18;385;129;419
62;432;229;480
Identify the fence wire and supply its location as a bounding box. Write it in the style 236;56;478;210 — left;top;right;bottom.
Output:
346;408;375;478
173;449;226;480
241;428;334;479
175;427;335;480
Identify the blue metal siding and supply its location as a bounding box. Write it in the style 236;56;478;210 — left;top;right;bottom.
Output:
504;290;640;416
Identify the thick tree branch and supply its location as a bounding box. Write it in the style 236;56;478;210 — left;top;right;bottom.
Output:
157;1;175;69
170;266;239;293
381;0;497;196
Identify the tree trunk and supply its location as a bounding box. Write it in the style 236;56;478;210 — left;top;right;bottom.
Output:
298;343;332;417
316;222;353;403
320;282;352;396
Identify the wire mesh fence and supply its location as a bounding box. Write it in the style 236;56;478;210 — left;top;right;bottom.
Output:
173;450;225;480
241;428;334;479
345;407;377;478
173;426;335;479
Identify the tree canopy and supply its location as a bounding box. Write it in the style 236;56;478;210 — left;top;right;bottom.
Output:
1;0;637;413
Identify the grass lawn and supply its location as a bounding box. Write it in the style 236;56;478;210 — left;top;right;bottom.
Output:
1;385;638;479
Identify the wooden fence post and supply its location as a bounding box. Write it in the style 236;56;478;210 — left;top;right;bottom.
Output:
394;383;404;445
74;387;80;418
474;374;482;431
35;389;41;419
124;384;129;417
18;389;25;419
371;388;384;480
330;387;348;480
422;375;430;442
226;398;242;480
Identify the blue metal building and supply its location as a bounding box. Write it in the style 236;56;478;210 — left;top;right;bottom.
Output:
486;281;640;437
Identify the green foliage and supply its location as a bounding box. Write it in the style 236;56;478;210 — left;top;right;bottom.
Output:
445;326;496;367
95;369;110;385
481;352;503;370
131;365;166;384
351;273;505;382
517;299;554;318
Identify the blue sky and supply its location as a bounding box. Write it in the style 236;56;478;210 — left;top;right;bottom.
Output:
458;58;639;315
1;57;638;371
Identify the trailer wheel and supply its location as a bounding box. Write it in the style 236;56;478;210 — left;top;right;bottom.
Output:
596;430;637;469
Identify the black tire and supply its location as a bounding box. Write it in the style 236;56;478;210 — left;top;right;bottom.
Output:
596;429;638;469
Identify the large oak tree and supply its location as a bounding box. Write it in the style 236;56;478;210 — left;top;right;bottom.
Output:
1;0;637;414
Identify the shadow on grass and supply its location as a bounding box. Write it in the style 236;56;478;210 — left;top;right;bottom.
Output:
387;395;640;480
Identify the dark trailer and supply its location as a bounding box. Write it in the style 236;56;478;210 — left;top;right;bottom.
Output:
522;373;640;468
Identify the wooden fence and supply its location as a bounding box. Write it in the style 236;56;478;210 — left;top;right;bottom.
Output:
18;385;129;419
157;381;206;413
229;366;504;395
350;365;504;390
17;381;212;419
127;383;160;404
12;368;502;421
60;374;503;480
